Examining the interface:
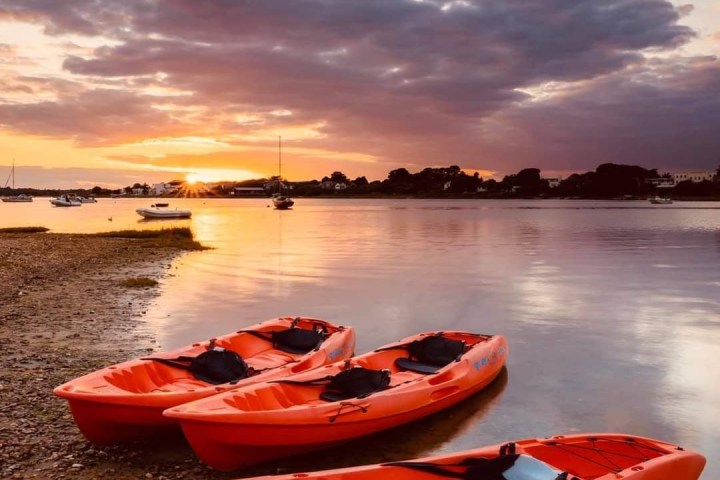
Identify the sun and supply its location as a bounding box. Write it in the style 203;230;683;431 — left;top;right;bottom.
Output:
185;173;202;184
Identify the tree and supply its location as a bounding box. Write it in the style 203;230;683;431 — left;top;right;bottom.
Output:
91;186;103;195
353;176;368;186
330;171;348;183
387;168;411;183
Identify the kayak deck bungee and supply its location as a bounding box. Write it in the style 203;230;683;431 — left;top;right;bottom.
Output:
164;331;508;470
54;317;356;445
238;433;705;480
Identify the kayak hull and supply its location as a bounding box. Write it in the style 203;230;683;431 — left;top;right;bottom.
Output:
238;433;706;480
166;332;507;470
55;317;355;445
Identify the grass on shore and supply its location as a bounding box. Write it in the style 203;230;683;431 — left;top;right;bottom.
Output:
120;277;159;288
0;226;49;233
94;227;209;250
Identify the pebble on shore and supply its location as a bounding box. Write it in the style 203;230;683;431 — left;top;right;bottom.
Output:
0;233;233;480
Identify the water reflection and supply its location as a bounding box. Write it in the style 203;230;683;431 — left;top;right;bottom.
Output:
2;198;719;478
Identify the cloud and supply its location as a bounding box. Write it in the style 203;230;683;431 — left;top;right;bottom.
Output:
0;0;716;179
475;56;720;172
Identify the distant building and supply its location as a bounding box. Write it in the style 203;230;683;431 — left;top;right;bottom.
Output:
233;187;265;196
334;182;348;190
263;180;291;192
673;171;715;184
649;178;675;188
132;187;144;195
544;177;562;188
152;182;180;195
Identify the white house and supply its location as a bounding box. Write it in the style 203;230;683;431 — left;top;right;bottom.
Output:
673;171;715;184
649;178;675;188
544;177;562;188
151;183;174;195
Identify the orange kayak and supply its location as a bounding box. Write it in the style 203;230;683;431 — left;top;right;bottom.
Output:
164;331;507;470
240;433;705;480
54;317;355;445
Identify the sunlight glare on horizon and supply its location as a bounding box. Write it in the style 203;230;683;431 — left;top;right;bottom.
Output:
184;168;263;184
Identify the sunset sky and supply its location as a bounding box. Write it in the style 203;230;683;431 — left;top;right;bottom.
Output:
1;0;719;188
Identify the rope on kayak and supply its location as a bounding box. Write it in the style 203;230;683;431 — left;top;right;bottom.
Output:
383;455;572;480
544;437;668;474
328;401;368;423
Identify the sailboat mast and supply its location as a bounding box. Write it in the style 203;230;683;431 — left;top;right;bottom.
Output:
12;159;15;190
278;136;282;194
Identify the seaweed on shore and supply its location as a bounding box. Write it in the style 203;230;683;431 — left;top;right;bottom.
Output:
93;227;209;250
121;277;159;288
0;226;49;233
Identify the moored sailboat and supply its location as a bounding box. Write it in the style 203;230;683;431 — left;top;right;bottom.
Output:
1;160;33;202
272;136;294;210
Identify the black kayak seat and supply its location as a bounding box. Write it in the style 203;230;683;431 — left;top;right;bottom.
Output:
319;391;351;402
395;357;442;374
385;454;563;480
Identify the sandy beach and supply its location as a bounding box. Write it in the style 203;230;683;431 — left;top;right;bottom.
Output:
0;232;235;480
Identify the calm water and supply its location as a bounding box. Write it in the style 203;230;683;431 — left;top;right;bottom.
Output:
2;198;719;477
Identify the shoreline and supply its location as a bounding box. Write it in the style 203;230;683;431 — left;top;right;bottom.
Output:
0;231;509;480
0;232;231;480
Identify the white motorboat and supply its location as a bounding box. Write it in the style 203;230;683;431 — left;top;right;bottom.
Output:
136;203;191;219
2;160;33;202
648;196;672;204
50;195;82;207
77;196;98;203
2;193;33;203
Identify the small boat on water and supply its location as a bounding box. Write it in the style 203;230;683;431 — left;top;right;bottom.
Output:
77;196;98;203
2;160;33;202
240;433;705;480
49;194;82;207
164;331;507;470
272;193;294;210
54;317;356;445
136;203;191;219
648;196;672;204
1;193;33;202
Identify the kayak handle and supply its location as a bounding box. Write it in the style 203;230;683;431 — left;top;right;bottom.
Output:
329;402;368;423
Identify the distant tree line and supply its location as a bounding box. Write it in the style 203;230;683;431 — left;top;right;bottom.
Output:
4;163;720;199
222;162;720;199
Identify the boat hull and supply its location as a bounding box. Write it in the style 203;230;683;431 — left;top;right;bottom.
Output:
50;199;81;206
136;208;191;218
273;198;294;209
239;433;705;480
166;332;507;470
1;196;33;202
55;317;355;445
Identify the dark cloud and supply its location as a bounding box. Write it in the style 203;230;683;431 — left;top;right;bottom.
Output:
1;0;717;178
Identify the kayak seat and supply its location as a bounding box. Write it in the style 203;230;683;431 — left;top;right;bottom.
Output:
395;357;442;374
385;454;561;480
319;367;391;402
319;391;353;402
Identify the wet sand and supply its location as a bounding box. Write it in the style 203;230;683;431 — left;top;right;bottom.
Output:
0;232;234;480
